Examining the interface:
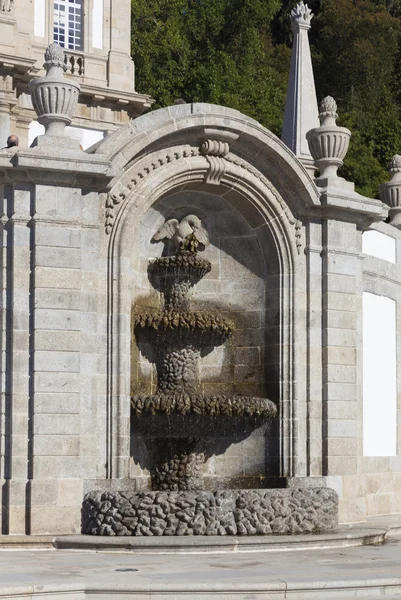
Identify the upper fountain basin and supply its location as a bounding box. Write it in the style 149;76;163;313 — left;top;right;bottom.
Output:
134;310;235;346
150;253;212;281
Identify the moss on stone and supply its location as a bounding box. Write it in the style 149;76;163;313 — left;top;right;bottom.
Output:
131;393;277;418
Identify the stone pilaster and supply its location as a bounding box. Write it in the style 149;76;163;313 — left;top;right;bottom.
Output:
322;220;362;478
305;221;324;476
28;185;83;533
1;184;33;534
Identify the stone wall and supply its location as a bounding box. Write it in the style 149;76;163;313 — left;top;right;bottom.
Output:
338;222;401;522
1;104;400;534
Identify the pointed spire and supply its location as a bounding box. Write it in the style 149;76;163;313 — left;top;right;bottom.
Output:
281;2;319;174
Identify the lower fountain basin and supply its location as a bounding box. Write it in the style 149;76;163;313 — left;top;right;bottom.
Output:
82;488;338;537
131;395;278;492
131;394;277;419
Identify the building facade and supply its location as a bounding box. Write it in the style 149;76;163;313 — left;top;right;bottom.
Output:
0;0;153;149
0;2;400;535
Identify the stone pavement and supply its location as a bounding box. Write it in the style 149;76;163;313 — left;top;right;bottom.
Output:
0;524;401;598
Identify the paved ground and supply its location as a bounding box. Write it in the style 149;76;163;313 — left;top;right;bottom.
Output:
1;534;401;598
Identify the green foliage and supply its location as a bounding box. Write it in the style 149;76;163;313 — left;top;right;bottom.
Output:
309;0;401;196
131;0;287;135
339;112;388;197
131;0;401;198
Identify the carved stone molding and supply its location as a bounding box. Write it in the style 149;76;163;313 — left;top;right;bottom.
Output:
105;146;199;234
105;144;301;254
200;139;229;185
224;154;296;225
295;220;303;255
224;154;302;253
200;139;229;157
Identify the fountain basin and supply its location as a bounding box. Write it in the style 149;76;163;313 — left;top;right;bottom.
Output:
132;394;277;418
82;488;338;536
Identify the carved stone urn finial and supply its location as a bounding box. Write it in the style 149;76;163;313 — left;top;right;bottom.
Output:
44;43;67;75
291;1;313;29
379;155;401;228
29;43;80;138
306;96;351;185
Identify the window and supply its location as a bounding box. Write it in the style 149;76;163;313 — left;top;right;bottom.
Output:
363;292;397;457
54;0;83;51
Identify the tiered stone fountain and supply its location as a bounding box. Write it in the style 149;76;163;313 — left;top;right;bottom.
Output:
132;217;277;493
82;216;338;536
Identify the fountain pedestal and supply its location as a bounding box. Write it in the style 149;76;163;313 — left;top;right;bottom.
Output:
82;217;338;536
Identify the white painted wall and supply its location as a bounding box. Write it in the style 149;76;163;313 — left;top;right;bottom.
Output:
362;230;396;263
29;121;105;150
92;0;104;49
363;292;397;457
34;0;46;37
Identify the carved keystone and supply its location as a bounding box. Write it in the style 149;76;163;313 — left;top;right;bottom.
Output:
200;139;229;185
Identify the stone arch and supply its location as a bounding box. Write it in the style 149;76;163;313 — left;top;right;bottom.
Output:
98;105;315;482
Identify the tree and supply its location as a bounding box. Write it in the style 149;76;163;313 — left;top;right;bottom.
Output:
131;0;288;135
131;0;401;197
310;0;401;196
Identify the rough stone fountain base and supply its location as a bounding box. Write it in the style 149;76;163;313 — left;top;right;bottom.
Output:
82;488;338;537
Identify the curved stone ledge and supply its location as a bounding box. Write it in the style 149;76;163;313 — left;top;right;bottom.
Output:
131;394;277;418
82;488;338;537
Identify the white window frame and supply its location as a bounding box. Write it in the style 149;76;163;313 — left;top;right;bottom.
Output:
53;0;84;51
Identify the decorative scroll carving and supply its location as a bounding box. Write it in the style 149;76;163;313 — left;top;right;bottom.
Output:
200;139;229;185
200;140;229;157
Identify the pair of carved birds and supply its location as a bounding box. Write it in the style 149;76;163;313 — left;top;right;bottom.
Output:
153;215;209;253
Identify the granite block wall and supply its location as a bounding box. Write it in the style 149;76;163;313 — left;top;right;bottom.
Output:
0;104;400;533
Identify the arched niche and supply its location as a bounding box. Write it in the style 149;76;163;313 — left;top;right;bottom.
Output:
130;189;282;488
100;105;315;483
106;157;303;485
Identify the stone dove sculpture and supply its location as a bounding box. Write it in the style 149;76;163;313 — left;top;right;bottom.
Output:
153;215;209;253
